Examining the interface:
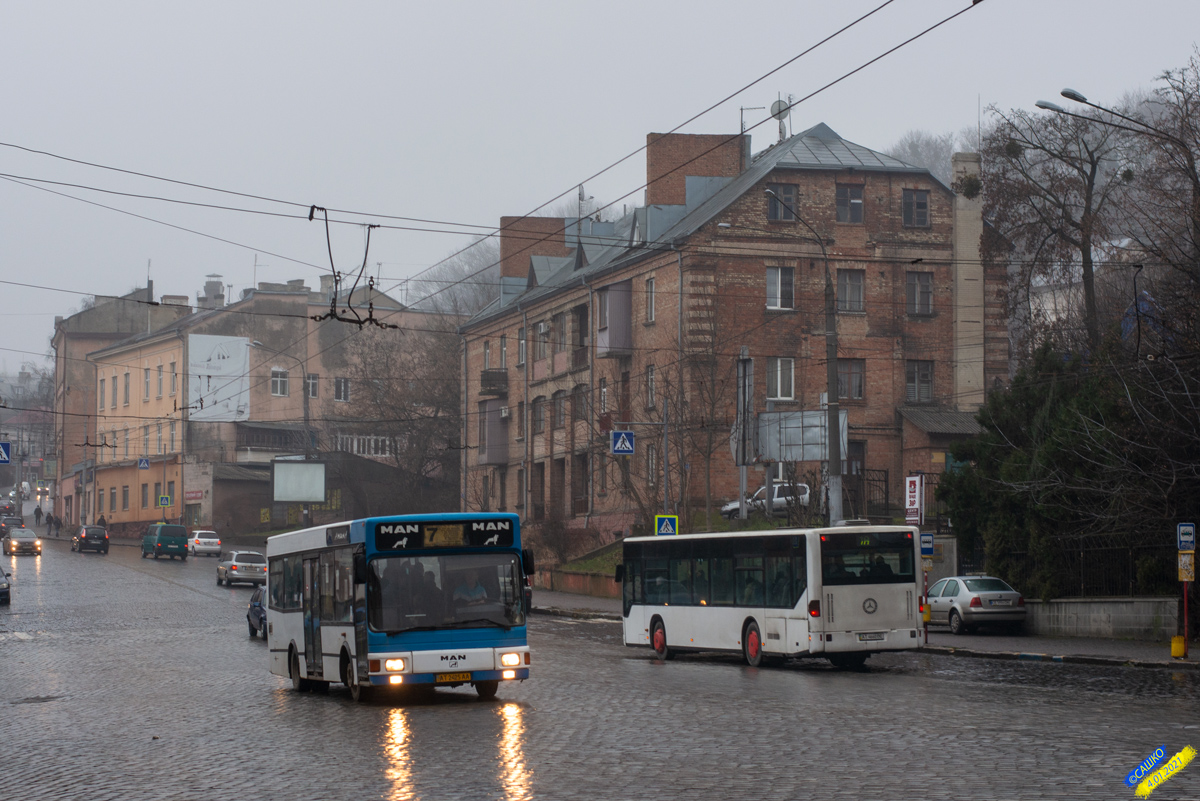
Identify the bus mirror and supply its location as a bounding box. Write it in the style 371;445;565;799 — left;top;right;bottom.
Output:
614;564;625;583
353;552;367;584
522;548;535;576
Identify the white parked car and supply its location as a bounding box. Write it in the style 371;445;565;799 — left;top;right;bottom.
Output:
189;530;222;556
721;483;810;519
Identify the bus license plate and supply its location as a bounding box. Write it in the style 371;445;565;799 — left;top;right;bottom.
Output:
436;672;471;683
857;632;885;641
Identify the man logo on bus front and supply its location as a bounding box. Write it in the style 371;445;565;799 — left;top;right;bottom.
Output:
863;598;878;614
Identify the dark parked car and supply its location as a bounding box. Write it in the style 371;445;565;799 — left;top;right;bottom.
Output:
0;569;10;605
72;525;110;554
0;515;24;538
247;585;268;639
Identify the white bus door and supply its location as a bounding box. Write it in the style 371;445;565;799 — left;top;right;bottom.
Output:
302;557;323;678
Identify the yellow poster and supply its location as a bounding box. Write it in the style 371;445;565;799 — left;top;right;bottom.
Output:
1180;551;1195;583
260;508;270;524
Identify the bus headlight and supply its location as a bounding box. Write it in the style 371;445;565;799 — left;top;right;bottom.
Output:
502;670;516;679
389;675;403;685
500;653;521;667
384;658;405;672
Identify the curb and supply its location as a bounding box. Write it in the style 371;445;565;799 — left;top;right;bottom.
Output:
530;606;621;622
921;644;1200;671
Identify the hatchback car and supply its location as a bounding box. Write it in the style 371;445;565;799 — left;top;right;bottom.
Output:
0;569;10;604
218;551;267;587
72;525;110;554
246;585;268;639
3;527;41;556
0;516;24;538
927;575;1026;635
720;483;810;518
189;530;221;557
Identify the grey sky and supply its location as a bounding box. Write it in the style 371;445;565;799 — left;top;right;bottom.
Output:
2;1;1197;372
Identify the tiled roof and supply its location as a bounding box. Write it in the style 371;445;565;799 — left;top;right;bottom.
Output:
899;408;983;436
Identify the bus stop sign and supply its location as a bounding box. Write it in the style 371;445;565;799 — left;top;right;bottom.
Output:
654;515;678;536
1179;522;1195;552
920;533;934;556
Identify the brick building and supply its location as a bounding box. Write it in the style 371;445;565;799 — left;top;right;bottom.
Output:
460;124;1008;540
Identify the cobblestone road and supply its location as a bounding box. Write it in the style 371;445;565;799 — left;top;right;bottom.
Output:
2;538;1199;800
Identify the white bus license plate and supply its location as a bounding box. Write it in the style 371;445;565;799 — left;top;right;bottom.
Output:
857;632;886;642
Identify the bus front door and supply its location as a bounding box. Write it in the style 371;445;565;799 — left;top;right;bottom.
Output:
302;557;323;678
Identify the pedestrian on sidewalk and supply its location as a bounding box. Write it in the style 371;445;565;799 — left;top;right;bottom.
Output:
33;505;42;526
54;516;61;537
97;514;107;528
46;513;54;536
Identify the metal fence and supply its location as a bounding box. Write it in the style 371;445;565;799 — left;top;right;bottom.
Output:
844;468;890;520
968;541;1178;598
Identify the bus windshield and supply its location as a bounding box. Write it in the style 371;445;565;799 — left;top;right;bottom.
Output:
820;531;915;586
368;552;526;634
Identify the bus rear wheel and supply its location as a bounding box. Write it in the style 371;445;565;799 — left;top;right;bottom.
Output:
291;650;314;692
743;621;764;668
475;680;499;700
650;619;673;661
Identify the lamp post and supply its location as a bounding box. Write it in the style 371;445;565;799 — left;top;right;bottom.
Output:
250;340;313;526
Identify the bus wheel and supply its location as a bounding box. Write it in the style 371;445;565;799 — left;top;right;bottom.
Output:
651;619;673;661
290;650;312;692
743;621;764;668
475;680;499;700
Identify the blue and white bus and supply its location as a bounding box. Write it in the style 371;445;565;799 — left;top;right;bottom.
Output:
267;513;533;701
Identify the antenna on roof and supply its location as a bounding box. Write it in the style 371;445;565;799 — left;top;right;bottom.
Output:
771;96;791;143
740;105;765;133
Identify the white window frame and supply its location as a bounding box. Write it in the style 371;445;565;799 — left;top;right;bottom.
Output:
766;266;794;310
907;271;933;315
837;269;865;313
517;327;526;365
646;277;656;323
306;373;319;399
271;368;289;397
335;377;350;402
766;357;794;400
646;364;656;408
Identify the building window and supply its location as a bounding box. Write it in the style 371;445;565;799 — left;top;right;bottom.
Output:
124;372;130;405
766;183;798;221
109;487;116;513
599;378;607;414
645;277;655;323
123;428;129;459
517;401;526;439
597;290;609;329
906;360;934;403
552;313;567;354
483;341;491;370
597;453;607;494
156;423;163;455
572;385;587;423
552;390;567;428
97;488;104;514
535;322;549;361
99;379;106;410
167;481;175;506
122;486;129;511
532;396;546;434
335;378;350;402
836;185;864;223
906;272;933;315
766;266;794;309
141;483;148;509
499;335;507;368
271;369;289;397
766;357;794;400
170;362;177;395
144;368;150;400
154;482;161;507
517;468;525;509
837;269;865;312
517;327;526;365
156;364;163;397
903;189;930;227
838;359;866;400
646;443;658;486
306;373;319;398
498;470;507;512
143;425;149;455
478;402;488;452
646;365;656;408
169;421;176;452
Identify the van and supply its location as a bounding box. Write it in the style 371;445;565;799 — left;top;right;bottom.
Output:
141;523;189;560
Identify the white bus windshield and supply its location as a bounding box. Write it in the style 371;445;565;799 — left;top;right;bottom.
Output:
820;531;915;586
368;553;525;634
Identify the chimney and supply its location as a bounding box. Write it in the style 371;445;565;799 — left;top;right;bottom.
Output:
197;274;225;310
499;216;570;279
320;274;336;297
951;152;985;412
160;295;190;307
645;133;748;207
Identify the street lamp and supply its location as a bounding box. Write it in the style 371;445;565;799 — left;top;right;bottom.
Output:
250;340;314;526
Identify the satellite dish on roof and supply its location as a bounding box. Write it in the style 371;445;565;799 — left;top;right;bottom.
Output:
770;100;791;120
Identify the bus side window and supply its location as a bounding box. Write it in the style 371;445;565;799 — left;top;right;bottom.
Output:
710;558;735;606
792;552;808;606
269;559;283;608
766;556;791;608
669;557;692;605
644;559;668;605
693;558;710;605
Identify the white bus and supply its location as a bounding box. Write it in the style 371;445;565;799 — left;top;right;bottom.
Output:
618;525;921;669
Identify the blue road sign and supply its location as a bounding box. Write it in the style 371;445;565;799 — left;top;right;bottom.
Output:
610;431;636;456
920;533;934;557
654;515;678;536
1179;522;1196;552
138;458;150;470
0;442;9;464
158;495;171;508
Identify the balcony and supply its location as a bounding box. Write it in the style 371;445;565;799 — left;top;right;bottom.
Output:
479;369;508;397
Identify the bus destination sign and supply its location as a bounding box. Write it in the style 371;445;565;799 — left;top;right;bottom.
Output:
372;519;514;552
326;526;350;546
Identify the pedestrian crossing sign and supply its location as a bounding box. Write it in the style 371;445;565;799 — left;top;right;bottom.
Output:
138;458;150;470
610;431;635;455
654;514;678;536
0;442;9;464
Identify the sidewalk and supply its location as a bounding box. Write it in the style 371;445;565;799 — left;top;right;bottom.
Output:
530;588;1199;669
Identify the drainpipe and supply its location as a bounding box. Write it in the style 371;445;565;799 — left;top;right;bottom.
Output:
461;333;468;512
671;241;684;516
583;283;594;528
522;310;530;520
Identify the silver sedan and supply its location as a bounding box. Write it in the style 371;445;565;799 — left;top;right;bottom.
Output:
927;575;1026;635
217;551;267;587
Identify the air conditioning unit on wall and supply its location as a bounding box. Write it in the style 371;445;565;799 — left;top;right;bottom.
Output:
499;406;510;419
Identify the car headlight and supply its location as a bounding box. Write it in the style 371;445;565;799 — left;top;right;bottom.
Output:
384;658;405;672
0;581;8;589
500;652;521;667
35;541;41;547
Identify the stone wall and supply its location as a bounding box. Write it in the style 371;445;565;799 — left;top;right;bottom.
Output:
1024;597;1179;640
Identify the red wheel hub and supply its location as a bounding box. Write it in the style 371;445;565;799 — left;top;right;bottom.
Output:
652;627;665;653
748;630;760;659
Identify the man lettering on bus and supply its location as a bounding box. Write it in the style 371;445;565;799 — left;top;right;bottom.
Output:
454;569;488;606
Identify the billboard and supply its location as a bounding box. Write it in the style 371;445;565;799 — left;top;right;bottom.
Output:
188;335;250;421
273;461;326;503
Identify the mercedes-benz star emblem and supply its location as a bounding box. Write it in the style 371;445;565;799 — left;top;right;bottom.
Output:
862;598;878;614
